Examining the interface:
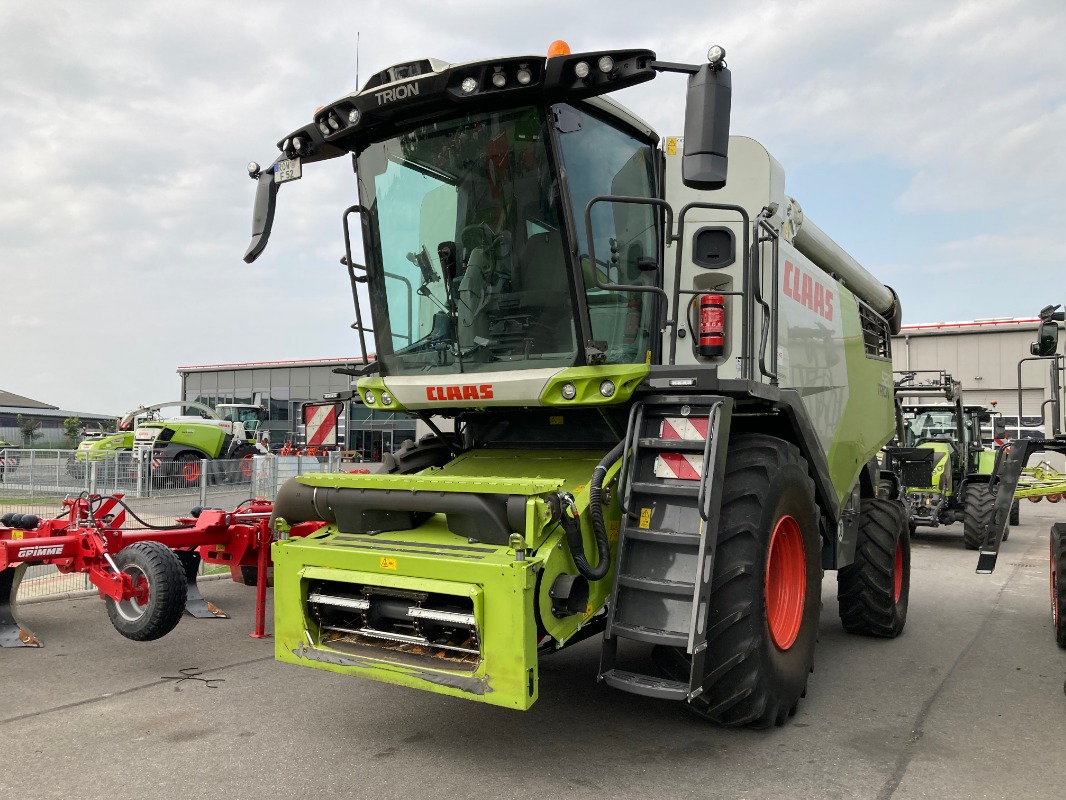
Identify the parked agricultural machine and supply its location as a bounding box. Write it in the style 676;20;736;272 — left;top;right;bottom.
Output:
0;494;320;647
976;304;1066;648
234;41;910;727
70;400;268;485
883;370;1012;548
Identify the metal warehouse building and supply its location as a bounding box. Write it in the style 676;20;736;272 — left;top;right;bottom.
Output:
891;317;1064;428
177;358;416;458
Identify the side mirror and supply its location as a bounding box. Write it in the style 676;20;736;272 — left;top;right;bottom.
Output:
682;57;732;191
1030;320;1059;357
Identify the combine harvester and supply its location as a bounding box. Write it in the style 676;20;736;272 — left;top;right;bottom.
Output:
238;40;910;727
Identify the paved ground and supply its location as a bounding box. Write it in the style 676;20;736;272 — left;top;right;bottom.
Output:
2;503;1064;800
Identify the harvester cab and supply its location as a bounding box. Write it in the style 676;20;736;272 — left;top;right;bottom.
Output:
243;42;908;727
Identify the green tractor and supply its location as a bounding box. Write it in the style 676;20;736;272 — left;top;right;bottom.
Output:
887;370;1016;548
69;401;268;484
243;41;909;727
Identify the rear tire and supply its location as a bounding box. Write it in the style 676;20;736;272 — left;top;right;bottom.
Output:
174;453;202;488
1009;500;1020;527
105;542;188;641
1051;524;1066;649
838;498;909;638
962;483;994;550
682;434;820;729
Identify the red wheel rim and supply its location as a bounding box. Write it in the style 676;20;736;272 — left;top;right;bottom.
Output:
182;461;200;482
765;514;806;650
240;454;254;478
894;540;904;603
1048;494;1061;503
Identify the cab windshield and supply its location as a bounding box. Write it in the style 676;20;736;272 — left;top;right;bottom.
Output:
357;107;576;375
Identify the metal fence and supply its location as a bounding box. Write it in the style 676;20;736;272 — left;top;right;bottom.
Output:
2;449;356;601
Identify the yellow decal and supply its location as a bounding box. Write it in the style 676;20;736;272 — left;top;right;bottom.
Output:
666;137;678;156
608;520;620;542
11;531;23;540
638;508;652;529
645;350;652;364
549;415;564;425
379;557;397;571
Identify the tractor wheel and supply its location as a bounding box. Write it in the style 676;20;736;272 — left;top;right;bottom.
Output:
681;434;820;729
1052;524;1066;648
1009;500;1020;527
878;477;896;500
837;498;910;638
1047;493;1062;504
232;445;258;483
962;483;994;550
174;453;202;488
1028;495;1042;503
104;541;188;641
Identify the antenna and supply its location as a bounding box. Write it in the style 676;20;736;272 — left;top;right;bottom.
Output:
356;31;360;88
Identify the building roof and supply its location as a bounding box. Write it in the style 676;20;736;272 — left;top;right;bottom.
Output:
897;317;1042;333
0;390;57;410
177;357;375;373
0;406;116;421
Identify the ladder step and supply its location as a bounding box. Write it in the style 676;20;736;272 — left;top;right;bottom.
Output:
600;669;688;700
609;621;688;647
628;480;700;498
618;574;695;596
638;437;706;453
623;527;702;547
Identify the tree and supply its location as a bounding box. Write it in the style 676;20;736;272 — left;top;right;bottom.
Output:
63;416;83;447
17;414;41;447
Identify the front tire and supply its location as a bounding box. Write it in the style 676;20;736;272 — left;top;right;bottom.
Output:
684;434;820;728
1051;523;1066;648
962;483;994;550
104;541;187;641
838;498;910;638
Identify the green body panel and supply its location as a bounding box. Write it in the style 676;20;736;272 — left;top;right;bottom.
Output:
75;432;134;460
272;449;621;709
538;365;648;406
975;449;996;474
822;286;896;506
140;421;227;458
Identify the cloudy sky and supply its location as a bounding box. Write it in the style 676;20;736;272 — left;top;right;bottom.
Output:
2;1;1063;415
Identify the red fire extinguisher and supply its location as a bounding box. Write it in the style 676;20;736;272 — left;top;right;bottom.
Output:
698;294;725;358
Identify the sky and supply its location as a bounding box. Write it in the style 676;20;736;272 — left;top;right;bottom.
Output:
1;0;1063;415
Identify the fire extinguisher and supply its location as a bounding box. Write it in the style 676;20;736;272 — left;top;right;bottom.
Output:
698;293;725;358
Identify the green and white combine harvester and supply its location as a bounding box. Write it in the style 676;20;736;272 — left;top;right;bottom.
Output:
244;42;909;726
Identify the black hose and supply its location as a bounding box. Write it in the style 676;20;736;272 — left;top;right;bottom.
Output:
571;440;625;581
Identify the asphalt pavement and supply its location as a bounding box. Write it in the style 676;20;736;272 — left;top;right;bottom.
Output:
2;503;1064;800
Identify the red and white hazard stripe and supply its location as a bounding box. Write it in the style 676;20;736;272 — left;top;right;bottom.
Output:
304;404;339;448
81;494;127;528
654;417;708;480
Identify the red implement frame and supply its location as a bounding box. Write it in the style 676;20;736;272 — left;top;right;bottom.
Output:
0;495;323;647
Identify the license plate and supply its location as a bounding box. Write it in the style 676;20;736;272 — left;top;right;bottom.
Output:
274;157;302;184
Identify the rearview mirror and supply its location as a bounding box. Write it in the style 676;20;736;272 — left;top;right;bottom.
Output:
1030;320;1059;357
682;62;732;191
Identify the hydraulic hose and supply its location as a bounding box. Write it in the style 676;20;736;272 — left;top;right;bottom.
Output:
568;440;625;581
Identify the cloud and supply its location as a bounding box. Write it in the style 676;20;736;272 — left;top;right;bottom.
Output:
0;0;1062;412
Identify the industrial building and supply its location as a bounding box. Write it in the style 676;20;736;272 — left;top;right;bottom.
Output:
177;358;416;458
0;390;118;447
